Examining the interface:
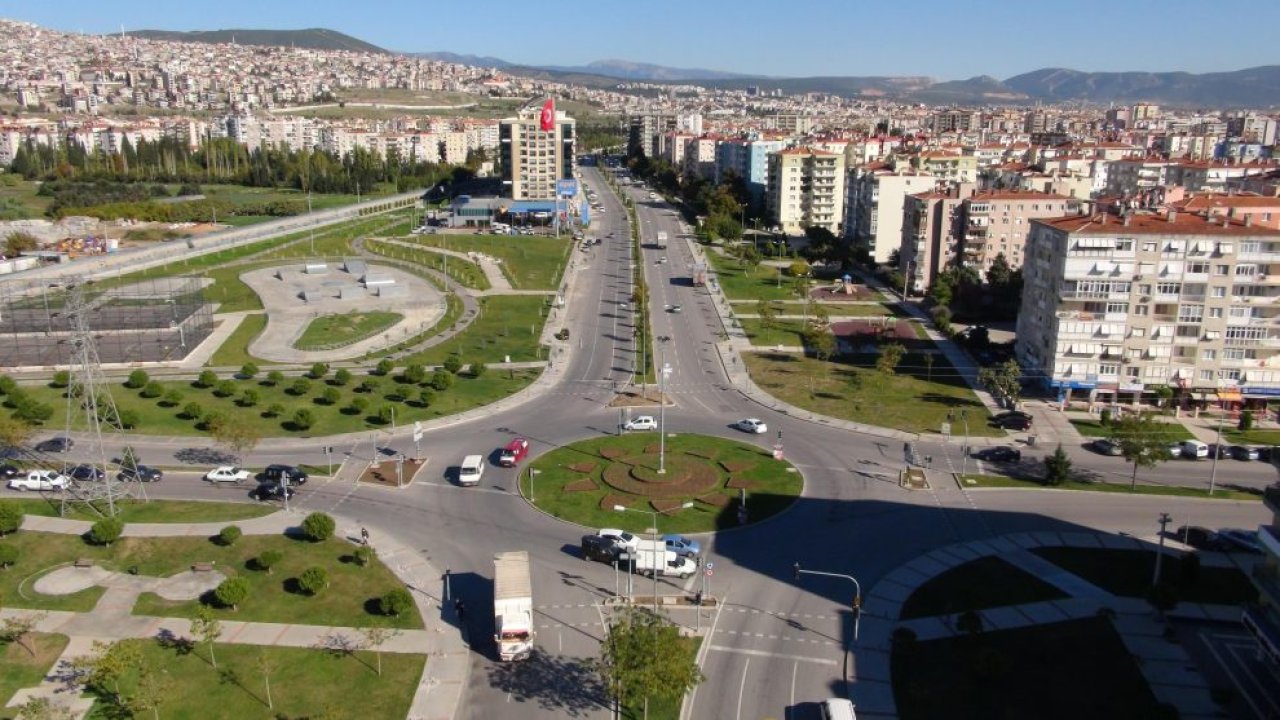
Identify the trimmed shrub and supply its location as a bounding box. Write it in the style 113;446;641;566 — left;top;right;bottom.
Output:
213;577;250;610
374;359;394;376
470;362;487;378
256;549;283;574
333;368;352;386
196;370;218;389
50;370;71;389
265;370;285;387
353;545;375;567
239;389;260;407
290;378;312;396
442;354;463;375
321;387;341;406
0;543;17;569
161;389;183;407
140;381;163;399
297;566;329;595
300;512;335;541
430;370;453;392
125;369;149;389
0;503;21;535
87;517;124;546
309;362;329;380
117;409;140;430
240;362;259;379
291;408;315;431
379;588;414;616
217;525;242;546
213;380;237;398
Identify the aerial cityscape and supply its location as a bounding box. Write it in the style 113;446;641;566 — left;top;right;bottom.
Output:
0;5;1277;719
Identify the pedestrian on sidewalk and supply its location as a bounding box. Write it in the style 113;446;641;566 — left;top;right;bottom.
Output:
454;598;466;620
360;527;370;545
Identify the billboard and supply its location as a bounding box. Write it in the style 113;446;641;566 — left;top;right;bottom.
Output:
556;179;579;197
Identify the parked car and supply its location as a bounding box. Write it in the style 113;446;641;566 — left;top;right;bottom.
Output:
1180;440;1209;459
597;528;639;551
0;463;20;478
35;437;74;453
623;416;657;431
1230;445;1261;461
1218;528;1263;554
581;534;620;563
993;414;1032;431
261;464;309;485
117;465;163;483
663;534;701;558
1166;442;1184;459
1175;525;1228;551
990;411;1031;424
253;480;296;501
65;464;105;482
8;470;68;491
973;446;1022;462
499;438;531;467
734;418;768;434
1091;438;1123;456
1208;443;1231;459
205;466;250;484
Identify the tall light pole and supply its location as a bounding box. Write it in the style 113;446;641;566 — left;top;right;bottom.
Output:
1208;412;1224;495
902;259;915;300
1153;512;1172;586
307;192;315;256
658;337;671;474
616;502;692;613
794;562;864;698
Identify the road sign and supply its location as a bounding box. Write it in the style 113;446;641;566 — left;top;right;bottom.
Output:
706;562;713;570
705;569;713;577
941;422;951;436
412;421;423;443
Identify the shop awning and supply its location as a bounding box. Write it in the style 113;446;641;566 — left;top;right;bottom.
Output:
1218;389;1243;402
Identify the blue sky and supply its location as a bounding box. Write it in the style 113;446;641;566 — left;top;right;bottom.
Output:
3;0;1277;80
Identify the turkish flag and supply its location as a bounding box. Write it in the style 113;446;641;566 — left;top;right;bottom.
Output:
539;97;555;132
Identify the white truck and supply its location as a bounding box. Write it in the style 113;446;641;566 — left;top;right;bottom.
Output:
655;231;668;249
630;547;696;579
493;551;535;661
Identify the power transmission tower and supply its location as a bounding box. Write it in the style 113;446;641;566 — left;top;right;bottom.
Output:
56;279;144;517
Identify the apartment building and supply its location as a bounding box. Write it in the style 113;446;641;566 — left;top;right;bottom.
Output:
628;113;677;159
499;108;575;201
847;166;939;264
901;189;967;294
682;136;719;181
1244;484;1280;669
766;147;846;236
1168;193;1280;230
961;190;1079;275
716;137;787;208
1016;211;1280;405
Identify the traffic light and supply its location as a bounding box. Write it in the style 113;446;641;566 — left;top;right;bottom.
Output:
793;562;801;581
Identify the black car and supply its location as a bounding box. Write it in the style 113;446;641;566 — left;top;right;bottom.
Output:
117;465;163;483
1207;443;1231;459
992;415;1032;431
974;446;1022;462
1230;445;1261;461
262;464;308;486
253;480;296;501
35;437;74;453
1175;525;1228;551
65;464;105;482
0;463;19;478
581;534;620;563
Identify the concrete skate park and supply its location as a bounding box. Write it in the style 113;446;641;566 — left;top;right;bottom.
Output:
241;261;446;363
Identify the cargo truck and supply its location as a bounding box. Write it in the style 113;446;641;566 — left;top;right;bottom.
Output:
493;551;534;661
655;231;668;249
629;547;696;579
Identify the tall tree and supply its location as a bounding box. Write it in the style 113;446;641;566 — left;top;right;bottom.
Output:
190;606;223;669
595;607;703;719
978;359;1023;408
1109;413;1173;490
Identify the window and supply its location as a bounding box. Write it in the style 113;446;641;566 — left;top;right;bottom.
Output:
1220;369;1241;380
1142;241;1158;252
1211;287;1226;298
1187;262;1209;274
1203;349;1217;360
1099;364;1120;376
1126;367;1141;379
1115;239;1134;252
1178;305;1204;322
1214;265;1229;276
1223;348;1247;360
1209;307;1223;318
1106;302;1129;314
1156;282;1180;295
1199;370;1214;381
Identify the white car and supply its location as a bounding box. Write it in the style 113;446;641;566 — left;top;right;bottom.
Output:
205;466;250;484
9;470;69;491
623;415;657;431
735;418;768;434
597;528;639;551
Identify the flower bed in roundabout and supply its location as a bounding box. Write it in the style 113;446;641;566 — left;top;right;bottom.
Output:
519;433;803;534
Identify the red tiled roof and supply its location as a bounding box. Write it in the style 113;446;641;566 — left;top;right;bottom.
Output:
1035;212;1280;236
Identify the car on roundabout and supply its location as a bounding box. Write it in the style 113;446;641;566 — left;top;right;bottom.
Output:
597;528;639;551
734;418;768;434
663;534;701;557
622;416;657;431
1229;445;1261;461
205;466;250;484
9;470;69;491
253;480;296;501
499;438;531;467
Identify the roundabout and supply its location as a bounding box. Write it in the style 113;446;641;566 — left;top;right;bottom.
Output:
519;433;803;535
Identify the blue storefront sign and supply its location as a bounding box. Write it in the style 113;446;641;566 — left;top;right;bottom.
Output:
556;179;579;197
1241;386;1280;397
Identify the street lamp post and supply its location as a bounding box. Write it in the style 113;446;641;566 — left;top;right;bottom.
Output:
1208;412;1224;495
794;562;864;699
658;338;671;474
1153;512;1172;586
902;260;915;300
616;502;692;612
307;192;315;256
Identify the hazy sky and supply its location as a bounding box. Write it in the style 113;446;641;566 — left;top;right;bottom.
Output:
4;0;1278;80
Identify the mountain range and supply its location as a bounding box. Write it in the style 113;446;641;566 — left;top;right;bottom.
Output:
118;27;1280;107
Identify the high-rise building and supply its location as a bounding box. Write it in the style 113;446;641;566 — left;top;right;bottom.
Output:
1016;211;1280;405
716;137;787;209
958;190;1079;275
847;167;939;265
499;107;575;200
766;147;846;236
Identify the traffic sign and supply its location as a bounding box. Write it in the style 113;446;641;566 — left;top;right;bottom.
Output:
705;569;713;576
413;421;424;443
705;562;713;570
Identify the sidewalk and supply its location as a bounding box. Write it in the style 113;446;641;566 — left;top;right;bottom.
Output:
4;510;469;720
854;530;1250;719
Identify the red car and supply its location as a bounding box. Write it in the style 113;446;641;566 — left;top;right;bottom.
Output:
499;438;530;467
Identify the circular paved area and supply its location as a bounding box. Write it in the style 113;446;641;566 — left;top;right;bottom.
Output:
33;564;226;600
242;263;446;362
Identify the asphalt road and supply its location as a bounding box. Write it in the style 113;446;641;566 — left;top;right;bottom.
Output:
7;165;1276;720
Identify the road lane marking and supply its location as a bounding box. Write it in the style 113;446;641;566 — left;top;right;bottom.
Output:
707;645;838;666
735;657;750;720
789;660;798;720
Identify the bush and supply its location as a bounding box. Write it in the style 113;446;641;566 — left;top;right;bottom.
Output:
162;389;183;407
1239;409;1254;432
1099;408;1112;426
333;368;352;386
10;395;53;425
309;362;329;380
430;370;453;392
263;403;286;418
374;359;394;376
403;364;427;385
443;354;463;375
291;408;315;431
265;370;285;387
0;503;21;535
376;405;395;425
200;410;226;432
359;378;382;395
297;566;329;595
196;370;218;389
930;305;952;334
470;362;487;378
213;576;250;610
300;512;335;541
353;545;375;567
290;378;312;396
0;376;14;395
0;543;17;569
117;409;140;429
347;396;370;415
87;517;124;546
256;549;283;574
321;387;341;406
240;362;259;379
125;369;149;389
50;370;71;389
217;525;242;546
379;588;414;616
239;389;260;407
140;381;163;398
418;388;436;407
213;380;237;398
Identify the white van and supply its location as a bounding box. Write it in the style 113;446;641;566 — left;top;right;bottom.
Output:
459;455;485;486
1180;440;1209;459
820;698;856;720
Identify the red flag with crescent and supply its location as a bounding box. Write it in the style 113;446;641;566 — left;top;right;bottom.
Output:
539;97;555;132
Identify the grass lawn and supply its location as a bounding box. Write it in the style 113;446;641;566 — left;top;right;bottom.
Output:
366;238;491;290
0;499;275;524
739;318;806;347
742;351;1002;437
0;176;52;218
899;556;1068;620
127;533;423;628
523;434;803;534
1220;427;1280;445
1070;418;1194;441
362;292;463;362
19;368;539;437
959;474;1261;500
1032;547;1259;605
705;251;800;302
402;295;551;365
734;300;898;318
81;639;423;720
409;233;572;290
295;311;403;351
207;313;269;367
0;633;69;715
0;531;109;612
892;617;1163;720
